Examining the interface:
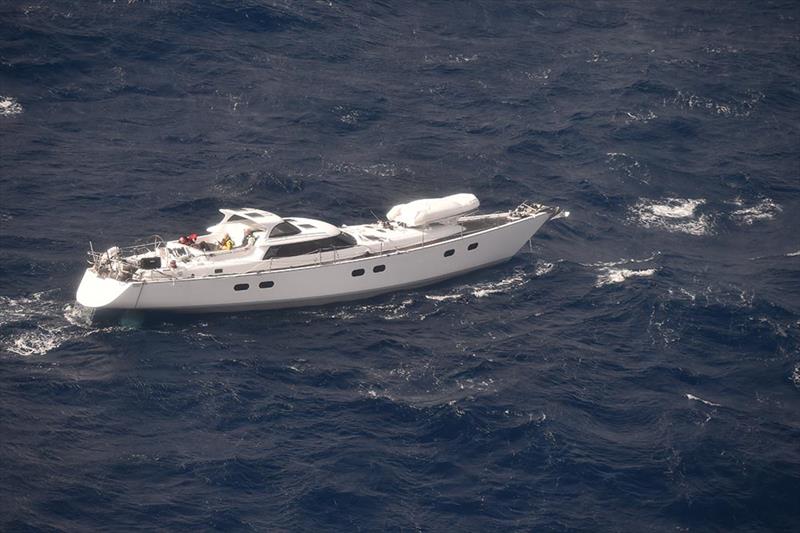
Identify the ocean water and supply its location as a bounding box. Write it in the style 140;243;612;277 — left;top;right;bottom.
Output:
1;1;799;530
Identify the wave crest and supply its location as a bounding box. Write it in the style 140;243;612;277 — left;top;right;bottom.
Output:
0;96;23;116
629;198;712;236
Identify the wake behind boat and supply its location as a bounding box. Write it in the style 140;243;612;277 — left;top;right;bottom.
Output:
76;193;568;313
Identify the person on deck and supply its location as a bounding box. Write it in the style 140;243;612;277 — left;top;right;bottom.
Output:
219;234;233;251
243;229;257;247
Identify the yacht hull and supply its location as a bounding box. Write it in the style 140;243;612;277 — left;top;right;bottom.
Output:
77;211;552;313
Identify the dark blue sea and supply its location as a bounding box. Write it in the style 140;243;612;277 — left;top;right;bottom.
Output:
1;1;799;530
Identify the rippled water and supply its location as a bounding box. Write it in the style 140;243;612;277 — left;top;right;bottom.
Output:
1;1;799;530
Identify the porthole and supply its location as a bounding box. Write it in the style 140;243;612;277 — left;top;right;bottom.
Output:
214;268;223;274
234;283;249;291
352;268;365;277
468;242;479;251
373;265;386;273
259;281;274;289
444;249;455;257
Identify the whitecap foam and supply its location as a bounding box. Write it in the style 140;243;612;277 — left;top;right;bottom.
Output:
8;326;73;357
586;51;607;63
586;254;659;288
424;294;462;302
423;269;531;302
621;110;657;124
471;271;527;298
686;393;721;407
524;68;551;81
730;198;782;225
668;90;763;117
307;297;416;321
424;53;478;64
595;268;656;287
792;364;800;389
332;105;362;125
534;261;554;277
588;253;660;269
0;292;115;356
325;161;408;178
0;96;23;116
629;198;712;236
703;45;740;55
607;152;650;183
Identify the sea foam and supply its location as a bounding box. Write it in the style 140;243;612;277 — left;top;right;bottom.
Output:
0;293;107;356
0;96;23;116
730;198;782;225
629;198;712;236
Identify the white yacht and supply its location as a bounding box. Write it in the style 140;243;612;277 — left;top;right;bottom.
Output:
76;193;568;313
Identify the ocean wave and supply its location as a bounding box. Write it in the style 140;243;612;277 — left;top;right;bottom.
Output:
325;161;410;179
534;260;555;277
619;110;658;124
8;326;73;357
423;53;479;65
0;293;111;356
703;45;741;55
668;89;764;117
629;198;712;236
606;152;651;183
586;254;659;287
423;267;540;303
424;293;462;302
729;197;782;225
306;297;416;321
469;271;528;298
595;268;656;287
0;96;23;116
523;68;551;82
686;393;721;406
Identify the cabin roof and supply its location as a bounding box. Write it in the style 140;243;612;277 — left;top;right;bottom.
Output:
218;208;284;228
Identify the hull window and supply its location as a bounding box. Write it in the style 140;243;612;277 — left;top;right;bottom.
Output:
259;281;275;289
214;268;223;274
468;242;479;251
352;268;365;277
234;283;249;291
444;249;455;257
373;265;386;273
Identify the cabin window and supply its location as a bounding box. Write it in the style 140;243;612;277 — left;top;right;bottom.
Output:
214;268;223;274
259;281;274;289
234;283;249;291
269;222;302;238
352;268;365;277
373;265;386;273
262;233;357;259
468;243;479;251
299;224;316;229
444;249;455;257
